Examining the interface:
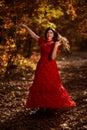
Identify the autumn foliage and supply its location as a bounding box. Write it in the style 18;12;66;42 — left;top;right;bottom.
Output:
0;0;87;77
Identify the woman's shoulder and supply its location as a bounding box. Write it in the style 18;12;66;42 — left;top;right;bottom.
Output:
38;37;45;44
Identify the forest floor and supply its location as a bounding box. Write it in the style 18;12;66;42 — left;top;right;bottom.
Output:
0;51;87;130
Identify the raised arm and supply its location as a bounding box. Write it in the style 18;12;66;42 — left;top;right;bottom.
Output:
19;23;40;41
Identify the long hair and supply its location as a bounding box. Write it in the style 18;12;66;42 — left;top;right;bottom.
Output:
45;27;70;52
58;33;70;52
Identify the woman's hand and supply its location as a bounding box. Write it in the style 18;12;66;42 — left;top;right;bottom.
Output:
55;41;62;47
17;23;39;41
18;23;27;29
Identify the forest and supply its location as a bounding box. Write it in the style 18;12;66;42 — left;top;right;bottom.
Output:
0;0;87;129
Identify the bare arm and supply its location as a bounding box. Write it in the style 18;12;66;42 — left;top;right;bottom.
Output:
19;23;40;41
51;41;62;60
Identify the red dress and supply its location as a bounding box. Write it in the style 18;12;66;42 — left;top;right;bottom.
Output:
26;38;76;108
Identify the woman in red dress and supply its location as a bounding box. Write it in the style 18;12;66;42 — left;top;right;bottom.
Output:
19;24;76;117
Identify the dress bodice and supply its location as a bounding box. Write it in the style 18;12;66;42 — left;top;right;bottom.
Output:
38;38;55;59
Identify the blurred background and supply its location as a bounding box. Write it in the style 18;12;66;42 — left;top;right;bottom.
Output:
0;0;87;77
0;1;87;129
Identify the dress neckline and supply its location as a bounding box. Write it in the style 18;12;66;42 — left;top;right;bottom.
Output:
45;39;54;45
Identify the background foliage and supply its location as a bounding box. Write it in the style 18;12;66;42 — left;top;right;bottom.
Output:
0;0;87;77
0;1;87;129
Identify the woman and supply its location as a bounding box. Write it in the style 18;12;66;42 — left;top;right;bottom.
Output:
19;24;76;117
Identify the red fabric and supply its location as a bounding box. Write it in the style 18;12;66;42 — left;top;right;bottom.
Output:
26;38;76;108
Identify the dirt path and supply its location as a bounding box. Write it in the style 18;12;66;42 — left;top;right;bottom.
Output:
0;52;87;130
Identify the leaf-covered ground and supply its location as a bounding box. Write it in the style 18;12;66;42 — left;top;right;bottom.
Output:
0;52;87;130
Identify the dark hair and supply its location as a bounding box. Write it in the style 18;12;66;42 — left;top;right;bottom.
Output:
45;27;70;52
45;27;59;42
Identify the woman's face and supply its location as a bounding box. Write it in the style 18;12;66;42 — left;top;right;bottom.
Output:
46;30;54;41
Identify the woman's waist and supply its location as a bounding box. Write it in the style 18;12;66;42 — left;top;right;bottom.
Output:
39;55;55;62
41;53;51;57
40;55;51;59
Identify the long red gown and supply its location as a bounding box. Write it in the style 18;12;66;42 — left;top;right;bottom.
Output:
26;38;76;108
